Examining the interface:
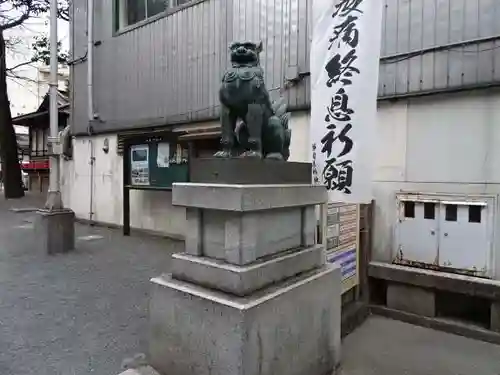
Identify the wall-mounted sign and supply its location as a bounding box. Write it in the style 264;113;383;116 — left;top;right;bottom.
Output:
325;202;360;293
311;0;383;203
157;142;170;168
130;144;150;186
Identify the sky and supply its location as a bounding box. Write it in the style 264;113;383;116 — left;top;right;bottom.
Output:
5;9;70;132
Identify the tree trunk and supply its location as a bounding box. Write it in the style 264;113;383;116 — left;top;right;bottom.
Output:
0;30;24;199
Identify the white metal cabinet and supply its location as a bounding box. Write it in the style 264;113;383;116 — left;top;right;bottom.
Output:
396;199;439;265
395;193;494;278
438;202;489;275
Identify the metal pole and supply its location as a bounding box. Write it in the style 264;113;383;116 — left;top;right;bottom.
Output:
45;0;63;210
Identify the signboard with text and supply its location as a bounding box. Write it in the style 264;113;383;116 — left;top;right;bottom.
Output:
130;144;150;186
311;0;383;203
325;202;360;293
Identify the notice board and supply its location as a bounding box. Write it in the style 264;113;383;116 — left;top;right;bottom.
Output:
128;142;189;188
324;202;360;294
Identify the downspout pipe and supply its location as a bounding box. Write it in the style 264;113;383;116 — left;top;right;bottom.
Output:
87;0;94;129
87;0;95;223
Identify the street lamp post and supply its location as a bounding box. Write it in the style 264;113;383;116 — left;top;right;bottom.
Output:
45;0;63;210
35;0;75;254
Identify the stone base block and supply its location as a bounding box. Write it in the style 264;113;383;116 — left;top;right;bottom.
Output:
387;283;435;317
34;209;75;255
189;158;312;185
149;265;341;375
171;245;325;296
491;301;500;332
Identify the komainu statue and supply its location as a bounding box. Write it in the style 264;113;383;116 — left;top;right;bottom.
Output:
214;41;291;161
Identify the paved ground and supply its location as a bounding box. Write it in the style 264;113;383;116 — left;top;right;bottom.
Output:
2;193;500;375
0;193;181;375
341;314;500;375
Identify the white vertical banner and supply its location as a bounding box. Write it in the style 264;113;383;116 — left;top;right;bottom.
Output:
311;0;383;203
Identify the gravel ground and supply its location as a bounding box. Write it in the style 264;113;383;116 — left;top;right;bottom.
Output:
0;193;181;375
3;194;500;375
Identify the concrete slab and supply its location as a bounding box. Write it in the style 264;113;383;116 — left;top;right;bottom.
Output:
172;183;327;212
492;301;500;333
340;316;500;375
189;158;311;185
387;283;436;317
171;245;325;296
149;265;341;375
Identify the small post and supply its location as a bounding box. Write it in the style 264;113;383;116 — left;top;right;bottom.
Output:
123;142;131;236
34;0;75;254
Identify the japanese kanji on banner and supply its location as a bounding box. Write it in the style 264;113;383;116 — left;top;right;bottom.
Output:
311;0;383;203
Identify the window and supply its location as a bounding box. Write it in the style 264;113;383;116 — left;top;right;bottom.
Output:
469;205;482;223
115;0;192;30
445;204;457;222
424;203;435;220
404;201;415;218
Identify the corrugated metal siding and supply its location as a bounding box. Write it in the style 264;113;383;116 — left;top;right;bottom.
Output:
71;0;310;134
379;0;500;98
71;0;500;134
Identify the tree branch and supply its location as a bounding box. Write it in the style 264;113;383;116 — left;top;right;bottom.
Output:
0;11;31;31
6;60;34;72
6;71;37;85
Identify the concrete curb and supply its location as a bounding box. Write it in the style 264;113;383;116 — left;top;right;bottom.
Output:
9;207;40;213
118;366;161;375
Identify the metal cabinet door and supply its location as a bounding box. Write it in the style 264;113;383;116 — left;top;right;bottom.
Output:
438;202;489;275
396;200;439;265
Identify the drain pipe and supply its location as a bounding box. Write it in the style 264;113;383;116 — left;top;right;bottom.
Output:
87;0;95;223
89;139;95;223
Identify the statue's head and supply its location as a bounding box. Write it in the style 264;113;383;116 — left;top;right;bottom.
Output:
229;41;262;66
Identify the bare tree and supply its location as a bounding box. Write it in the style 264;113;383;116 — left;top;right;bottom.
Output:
0;0;68;198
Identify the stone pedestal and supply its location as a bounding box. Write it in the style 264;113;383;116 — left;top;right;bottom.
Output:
387;283;436;317
35;209;75;254
149;183;341;375
491;301;500;332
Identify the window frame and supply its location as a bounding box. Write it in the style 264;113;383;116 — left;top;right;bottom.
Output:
113;0;206;35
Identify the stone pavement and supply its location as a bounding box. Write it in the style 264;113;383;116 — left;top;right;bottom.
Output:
1;193;500;375
0;193;181;375
340;316;500;375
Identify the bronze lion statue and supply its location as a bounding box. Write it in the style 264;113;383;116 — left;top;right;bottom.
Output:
214;41;291;161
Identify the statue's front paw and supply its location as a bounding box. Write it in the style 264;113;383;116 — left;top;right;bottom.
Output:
214;150;232;158
240;150;263;159
265;153;284;161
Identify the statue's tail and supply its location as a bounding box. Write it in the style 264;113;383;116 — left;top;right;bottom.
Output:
272;97;291;161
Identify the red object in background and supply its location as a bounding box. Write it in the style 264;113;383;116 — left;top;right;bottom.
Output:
21;159;50;170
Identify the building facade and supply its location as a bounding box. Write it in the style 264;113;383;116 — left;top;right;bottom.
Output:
67;0;500;280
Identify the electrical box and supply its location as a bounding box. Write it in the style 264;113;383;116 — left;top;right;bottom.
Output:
394;192;495;278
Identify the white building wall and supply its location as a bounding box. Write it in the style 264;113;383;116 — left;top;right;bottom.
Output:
60;135;186;238
373;89;500;279
62;113;312;238
64;93;500;278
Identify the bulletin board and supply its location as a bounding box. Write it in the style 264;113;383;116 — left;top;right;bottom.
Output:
123;136;189;236
127;141;189;189
323;202;360;294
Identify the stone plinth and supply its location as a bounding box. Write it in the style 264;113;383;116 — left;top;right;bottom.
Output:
173;184;324;265
34;209;75;255
150;267;340;375
189;158;311;185
150;183;341;375
171;245;325;296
